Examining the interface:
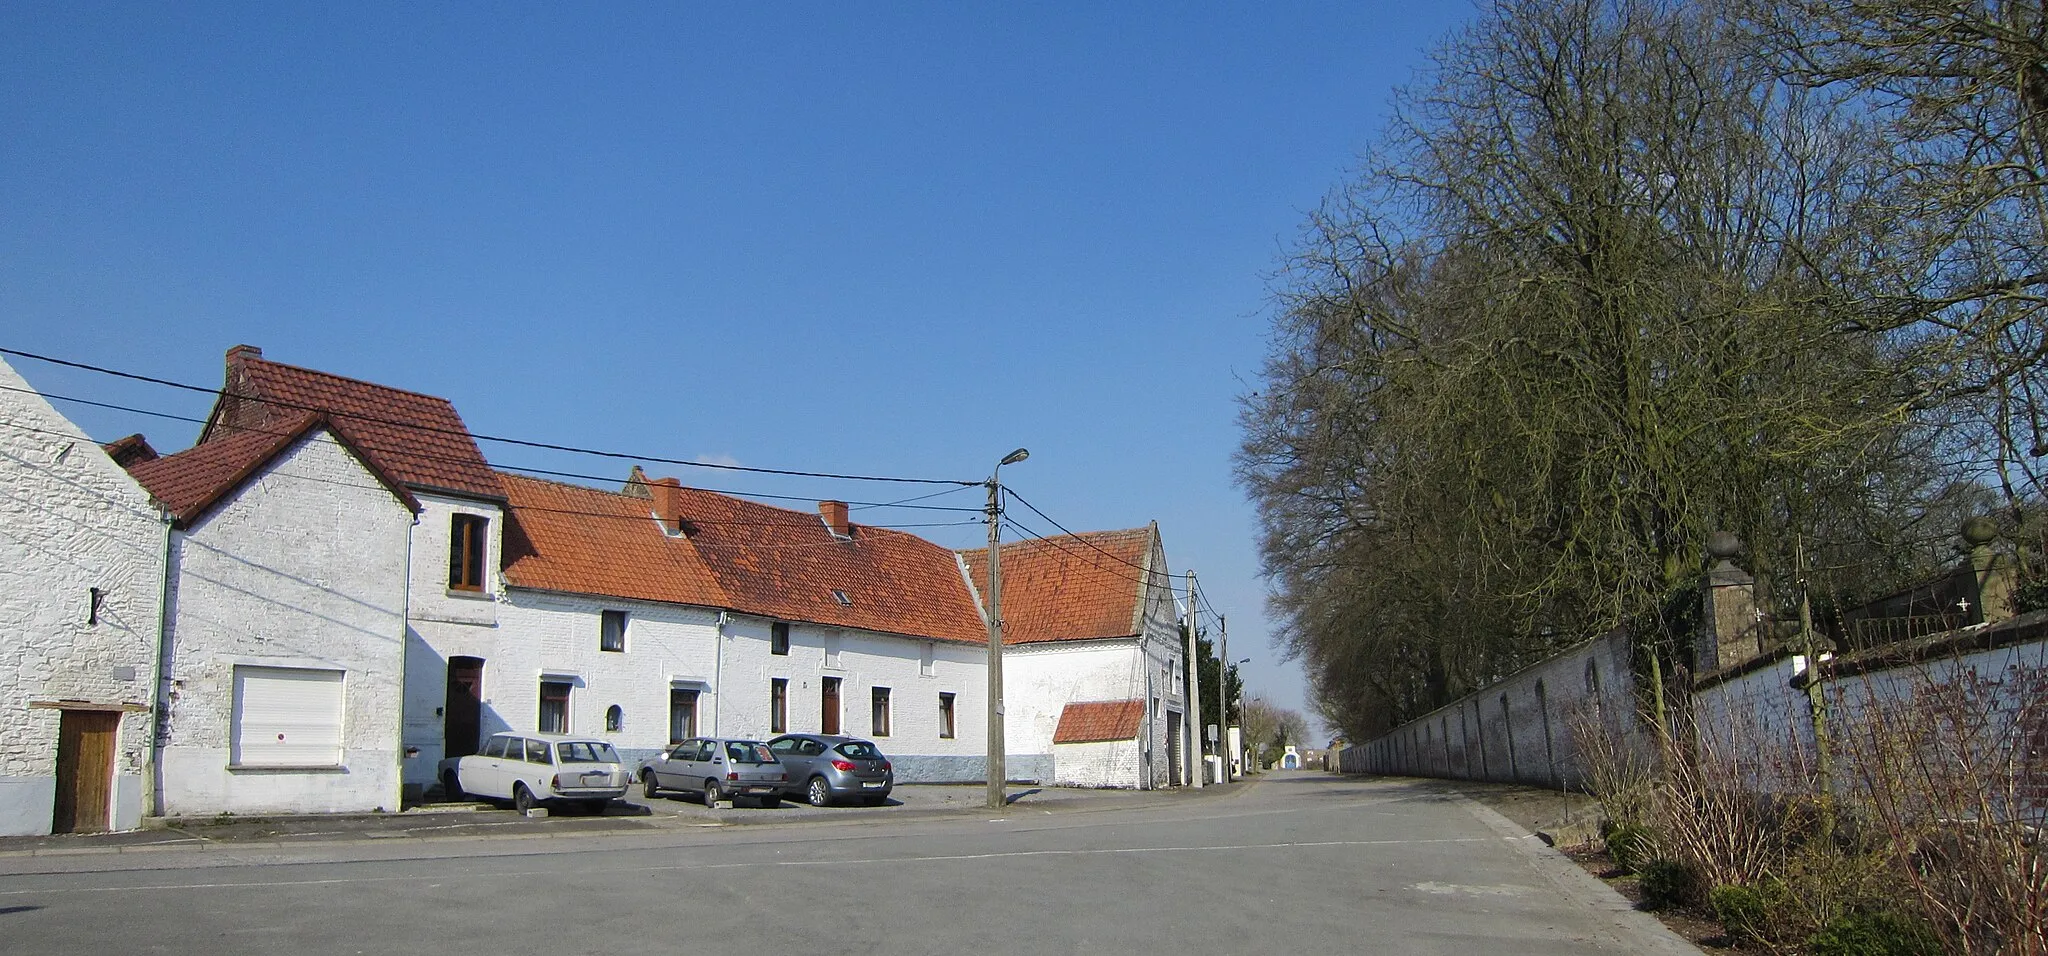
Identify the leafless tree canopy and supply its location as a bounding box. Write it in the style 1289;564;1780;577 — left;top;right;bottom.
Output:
1241;0;2044;739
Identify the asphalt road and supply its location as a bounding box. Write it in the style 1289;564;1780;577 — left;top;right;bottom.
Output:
0;773;1696;955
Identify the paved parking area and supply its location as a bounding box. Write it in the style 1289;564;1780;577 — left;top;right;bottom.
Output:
0;780;1248;857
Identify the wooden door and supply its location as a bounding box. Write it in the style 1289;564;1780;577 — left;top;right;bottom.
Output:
53;710;119;834
444;657;484;759
821;677;841;735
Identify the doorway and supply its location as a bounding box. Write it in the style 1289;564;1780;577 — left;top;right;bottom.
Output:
53;710;118;834
821;677;841;735
444;657;484;759
669;688;699;742
1166;711;1183;786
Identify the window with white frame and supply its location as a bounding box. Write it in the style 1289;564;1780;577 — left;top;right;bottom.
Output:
232;666;344;768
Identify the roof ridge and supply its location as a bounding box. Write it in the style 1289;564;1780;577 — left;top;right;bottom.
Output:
494;469;641;501
245;354;460;406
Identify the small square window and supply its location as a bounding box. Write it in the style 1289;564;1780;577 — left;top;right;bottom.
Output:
831;589;853;607
771;621;789;656
600;610;627;653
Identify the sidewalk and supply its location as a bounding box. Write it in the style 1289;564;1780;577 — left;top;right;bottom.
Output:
0;778;1255;859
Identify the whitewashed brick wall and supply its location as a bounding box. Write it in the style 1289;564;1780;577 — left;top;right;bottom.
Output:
156;429;413;815
0;357;163;835
398;493;506;788
1052;739;1140;788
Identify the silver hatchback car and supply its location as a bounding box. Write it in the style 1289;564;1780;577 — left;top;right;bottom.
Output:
639;738;787;807
766;734;894;806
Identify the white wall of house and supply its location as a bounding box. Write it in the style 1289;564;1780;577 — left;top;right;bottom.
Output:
491;590;721;768
1005;611;1189;788
0;358;163;835
399;493;504;790
713;616;988;782
156;429;413;816
1052;739;1140;788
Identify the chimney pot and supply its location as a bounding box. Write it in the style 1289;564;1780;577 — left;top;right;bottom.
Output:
819;500;850;538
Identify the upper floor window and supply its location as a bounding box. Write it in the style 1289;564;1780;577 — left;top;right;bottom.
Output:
600;610;627;653
771;621;789;656
449;514;488;591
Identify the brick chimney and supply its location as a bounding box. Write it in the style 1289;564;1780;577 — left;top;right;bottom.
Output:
226;344;263;363
819;500;850;538
649;477;686;534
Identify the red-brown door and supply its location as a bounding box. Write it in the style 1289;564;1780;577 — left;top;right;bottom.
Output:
53;710;119;834
444;657;484;759
821;677;841;735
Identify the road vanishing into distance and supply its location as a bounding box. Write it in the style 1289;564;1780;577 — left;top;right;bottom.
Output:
0;774;1696;955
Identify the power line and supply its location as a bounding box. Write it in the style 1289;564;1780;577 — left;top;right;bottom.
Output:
2;346;977;486
1003;486;1160;577
1;384;982;513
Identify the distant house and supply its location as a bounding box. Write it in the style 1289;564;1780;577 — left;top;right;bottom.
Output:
126;415;417;814
0;356;163;835
961;525;1193;789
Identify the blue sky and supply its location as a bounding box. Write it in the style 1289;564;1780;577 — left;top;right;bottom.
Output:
1;2;1473;739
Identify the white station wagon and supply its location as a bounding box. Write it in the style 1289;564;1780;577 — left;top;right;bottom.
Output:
440;732;629;814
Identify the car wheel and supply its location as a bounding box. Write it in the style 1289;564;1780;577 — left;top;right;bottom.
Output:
807;776;832;807
642;770;661;798
441;770;464;800
513;783;536;816
704;779;724;808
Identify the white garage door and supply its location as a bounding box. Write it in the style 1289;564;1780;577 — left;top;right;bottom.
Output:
232;667;344;767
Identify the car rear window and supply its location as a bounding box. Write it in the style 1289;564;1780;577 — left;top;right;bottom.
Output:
556;741;620;764
727;742;774;764
835;741;881;759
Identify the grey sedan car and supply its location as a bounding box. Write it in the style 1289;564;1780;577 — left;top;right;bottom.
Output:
766;734;894;806
639;737;786;807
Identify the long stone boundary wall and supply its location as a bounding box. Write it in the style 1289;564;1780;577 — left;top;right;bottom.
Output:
1337;630;1645;789
1340;611;2048;807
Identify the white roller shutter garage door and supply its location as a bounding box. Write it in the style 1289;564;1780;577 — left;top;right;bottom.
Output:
232;666;344;767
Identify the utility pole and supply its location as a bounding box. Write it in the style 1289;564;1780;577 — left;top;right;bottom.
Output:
1217;614;1230;782
985;448;1028;810
1184;570;1203;789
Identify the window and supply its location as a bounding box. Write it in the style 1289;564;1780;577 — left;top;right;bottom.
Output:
448;514;488;592
771;678;788;734
769;737;801;756
920;642;935;678
938;692;956;739
482;735;510;758
539;681;572;734
524;738;552;764
670;689;699;742
871;686;892;737
600;610;627;653
605;704;624;733
232;666;344;768
771;621;789;656
831;588;853;607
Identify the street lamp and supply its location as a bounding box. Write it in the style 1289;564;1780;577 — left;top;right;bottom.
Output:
985;447;1028;809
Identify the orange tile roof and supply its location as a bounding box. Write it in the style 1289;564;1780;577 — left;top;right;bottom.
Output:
959;527;1157;644
127;415;419;528
1053;699;1146;744
663;482;987;643
199;346;502;500
499;472;987;643
498;472;730;609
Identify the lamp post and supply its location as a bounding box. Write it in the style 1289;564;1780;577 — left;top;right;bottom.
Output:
985;447;1029;809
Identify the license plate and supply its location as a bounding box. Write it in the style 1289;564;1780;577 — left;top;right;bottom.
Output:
862;781;884;789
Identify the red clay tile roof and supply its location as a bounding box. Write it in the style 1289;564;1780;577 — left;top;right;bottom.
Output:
1053;699;1146;744
663;481;986;643
500;472;987;643
198;346;501;500
959;527;1157;644
498;472;730;609
127;415;419;528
